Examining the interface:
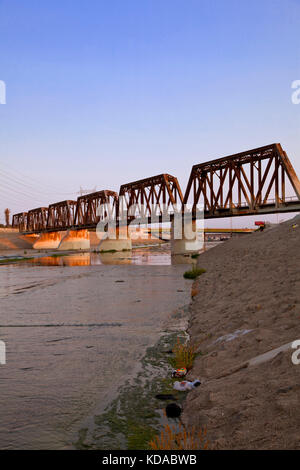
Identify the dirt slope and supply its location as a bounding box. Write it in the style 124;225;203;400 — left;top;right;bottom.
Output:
0;232;36;250
182;214;300;449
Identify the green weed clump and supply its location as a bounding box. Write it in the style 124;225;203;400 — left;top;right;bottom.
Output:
149;423;209;450
0;257;34;265
170;338;198;371
183;266;206;279
51;253;68;258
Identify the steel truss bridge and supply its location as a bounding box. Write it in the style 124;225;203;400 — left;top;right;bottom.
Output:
12;143;300;234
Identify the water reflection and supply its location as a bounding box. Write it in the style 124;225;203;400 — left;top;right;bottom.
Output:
0;257;192;449
29;250;168;266
94;251;132;265
23;242;221;267
30;253;91;267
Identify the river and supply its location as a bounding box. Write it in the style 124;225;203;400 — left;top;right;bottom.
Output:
0;247;191;449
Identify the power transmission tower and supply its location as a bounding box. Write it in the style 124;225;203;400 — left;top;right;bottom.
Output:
76;186;97;196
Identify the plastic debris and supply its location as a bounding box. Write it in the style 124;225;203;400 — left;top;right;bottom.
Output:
172;367;187;378
155;394;177;401
173;379;201;391
166;403;182;418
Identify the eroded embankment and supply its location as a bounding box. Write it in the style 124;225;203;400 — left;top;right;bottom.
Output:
0;231;36;251
182;215;300;449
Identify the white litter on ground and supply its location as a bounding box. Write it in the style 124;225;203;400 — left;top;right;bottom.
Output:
213;329;253;344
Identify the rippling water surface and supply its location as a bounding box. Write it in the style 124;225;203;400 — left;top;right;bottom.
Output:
0;248;191;449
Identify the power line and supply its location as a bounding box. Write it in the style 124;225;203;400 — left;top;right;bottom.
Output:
0;170;77;197
0;179;53;202
0;163;100;218
0;161;78;195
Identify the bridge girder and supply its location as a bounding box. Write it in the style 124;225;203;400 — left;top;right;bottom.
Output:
12;212;28;232
74;190;118;227
47;200;77;230
119;173;183;222
12;143;300;233
26;207;48;232
184;143;300;218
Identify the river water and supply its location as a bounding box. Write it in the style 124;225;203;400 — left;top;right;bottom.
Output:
0;247;192;449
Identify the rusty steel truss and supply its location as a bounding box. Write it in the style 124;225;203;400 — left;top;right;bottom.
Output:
184;143;300;218
119;174;183;224
12;143;300;233
26;207;49;232
47;200;77;230
12;212;28;232
74;190;118;227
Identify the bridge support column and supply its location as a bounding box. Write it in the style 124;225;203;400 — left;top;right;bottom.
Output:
33;231;63;250
97;226;132;252
58;229;90;251
171;218;203;256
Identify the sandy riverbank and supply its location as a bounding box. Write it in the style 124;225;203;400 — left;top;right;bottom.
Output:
182;215;300;449
0;230;37;251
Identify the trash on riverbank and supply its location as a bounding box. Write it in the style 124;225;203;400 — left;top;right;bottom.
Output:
172;367;187;378
213;329;253;344
165;403;182;418
173;380;201;391
155;394;177;401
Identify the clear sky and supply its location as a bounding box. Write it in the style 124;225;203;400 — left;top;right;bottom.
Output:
0;0;300;226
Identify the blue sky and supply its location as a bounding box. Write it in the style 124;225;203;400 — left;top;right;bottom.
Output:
0;0;300;225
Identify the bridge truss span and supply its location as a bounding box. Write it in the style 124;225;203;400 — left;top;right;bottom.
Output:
26;207;49;232
119;173;183;224
74;190;118;228
184;143;300;218
11;143;300;233
47;200;77;230
12;212;28;232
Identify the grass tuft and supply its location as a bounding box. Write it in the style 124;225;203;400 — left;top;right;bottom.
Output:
51;253;68;258
0;257;34;264
149;423;209;450
183;266;206;279
169;338;198;370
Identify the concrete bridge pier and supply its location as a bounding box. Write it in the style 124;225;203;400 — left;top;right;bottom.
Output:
58;229;90;251
33;231;63;250
170;218;203;256
96;226;132;252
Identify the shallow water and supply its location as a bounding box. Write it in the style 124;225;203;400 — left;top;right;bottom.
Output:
0;248;191;449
